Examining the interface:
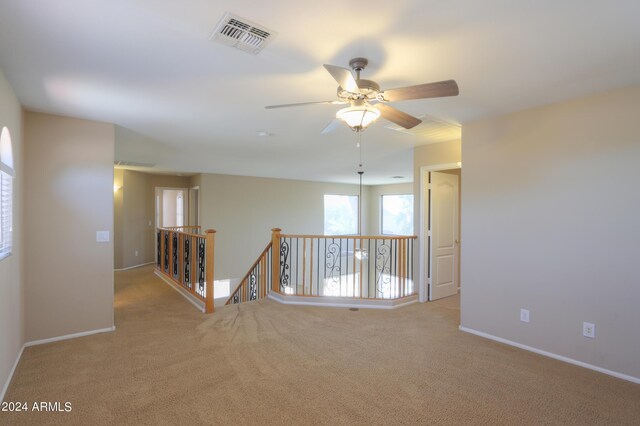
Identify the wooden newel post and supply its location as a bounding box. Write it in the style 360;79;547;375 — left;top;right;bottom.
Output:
271;228;281;293
205;229;216;313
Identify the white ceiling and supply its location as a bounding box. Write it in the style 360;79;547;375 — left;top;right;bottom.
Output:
1;0;639;184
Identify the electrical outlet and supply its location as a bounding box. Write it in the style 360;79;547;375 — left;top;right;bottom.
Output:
135;250;139;257
520;309;530;323
583;322;595;338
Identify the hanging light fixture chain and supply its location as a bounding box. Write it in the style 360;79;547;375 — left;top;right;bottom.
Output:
358;132;363;168
357;132;364;236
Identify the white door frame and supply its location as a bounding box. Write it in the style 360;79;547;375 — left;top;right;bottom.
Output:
418;162;461;303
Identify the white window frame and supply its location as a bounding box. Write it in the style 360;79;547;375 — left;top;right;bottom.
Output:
323;194;359;236
0;126;14;261
381;194;414;236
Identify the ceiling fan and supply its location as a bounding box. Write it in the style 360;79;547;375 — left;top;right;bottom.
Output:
266;57;459;133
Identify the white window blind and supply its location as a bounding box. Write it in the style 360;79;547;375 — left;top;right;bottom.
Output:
0;126;13;260
0;171;12;259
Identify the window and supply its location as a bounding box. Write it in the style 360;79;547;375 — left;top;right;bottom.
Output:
381;194;413;235
0;127;14;260
324;195;358;235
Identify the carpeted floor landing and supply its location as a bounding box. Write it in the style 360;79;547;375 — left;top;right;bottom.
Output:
2;265;639;425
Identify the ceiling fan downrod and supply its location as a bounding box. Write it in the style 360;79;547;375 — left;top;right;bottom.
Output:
349;57;369;77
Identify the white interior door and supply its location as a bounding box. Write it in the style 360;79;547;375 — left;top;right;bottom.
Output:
429;171;459;300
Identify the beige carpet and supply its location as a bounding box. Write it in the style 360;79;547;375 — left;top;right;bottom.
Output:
2;265;639;425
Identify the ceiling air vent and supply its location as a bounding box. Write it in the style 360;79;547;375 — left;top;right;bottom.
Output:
385;114;461;143
209;12;275;54
114;160;156;168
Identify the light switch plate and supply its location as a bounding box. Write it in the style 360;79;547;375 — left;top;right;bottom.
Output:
96;231;110;242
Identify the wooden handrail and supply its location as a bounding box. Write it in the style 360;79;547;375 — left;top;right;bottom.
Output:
280;233;417;240
225;242;272;306
157;226;205;238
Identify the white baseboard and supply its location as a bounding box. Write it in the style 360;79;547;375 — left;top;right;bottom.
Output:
154;270;205;313
24;326;116;347
268;292;419;310
2;325;116;402
1;345;25;403
114;261;155;272
459;326;640;385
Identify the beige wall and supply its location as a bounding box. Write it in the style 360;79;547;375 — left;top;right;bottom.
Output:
197;173;369;280
24;111;115;342
461;85;640;379
0;68;23;399
125;171;156;270
413;140;461;175
114;126;170;166
188;174;202;226
113;170;190;270
114;172;412;276
122;170;153;269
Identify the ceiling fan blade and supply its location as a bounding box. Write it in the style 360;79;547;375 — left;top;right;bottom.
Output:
323;64;360;94
321;119;341;134
265;100;344;109
382;80;459;102
374;103;422;129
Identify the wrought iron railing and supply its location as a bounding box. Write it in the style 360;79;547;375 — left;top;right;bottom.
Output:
272;229;416;300
225;242;273;305
156;226;216;313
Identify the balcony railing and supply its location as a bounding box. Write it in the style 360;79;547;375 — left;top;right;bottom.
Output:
227;228;416;308
272;229;416;300
156;226;216;313
226;242;272;305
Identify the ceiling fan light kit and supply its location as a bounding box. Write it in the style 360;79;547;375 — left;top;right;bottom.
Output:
336;101;381;132
266;57;459;133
